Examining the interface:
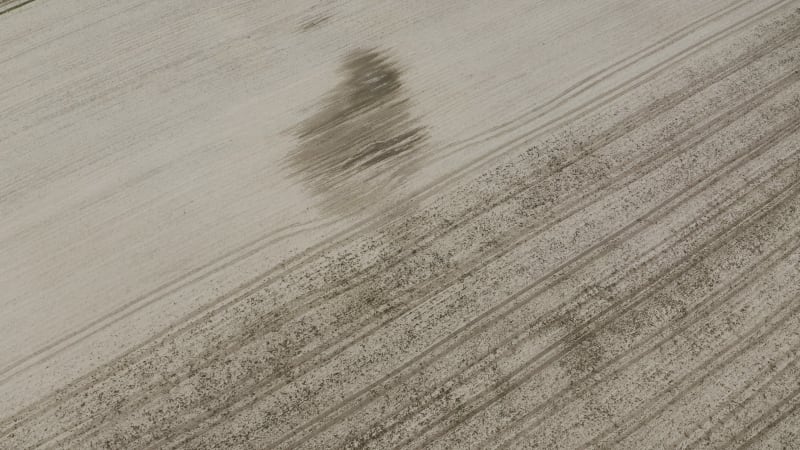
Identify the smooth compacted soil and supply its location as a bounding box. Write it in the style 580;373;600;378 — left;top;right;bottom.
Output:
2;0;800;448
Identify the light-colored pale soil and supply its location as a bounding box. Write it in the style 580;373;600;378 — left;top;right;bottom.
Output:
1;0;800;448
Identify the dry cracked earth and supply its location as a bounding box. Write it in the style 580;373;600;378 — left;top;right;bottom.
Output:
2;0;800;449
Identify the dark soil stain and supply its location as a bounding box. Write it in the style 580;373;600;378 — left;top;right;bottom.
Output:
287;48;428;216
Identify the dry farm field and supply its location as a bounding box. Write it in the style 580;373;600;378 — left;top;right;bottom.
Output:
1;0;800;448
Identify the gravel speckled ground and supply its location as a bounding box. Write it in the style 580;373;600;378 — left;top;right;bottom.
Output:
2;0;800;448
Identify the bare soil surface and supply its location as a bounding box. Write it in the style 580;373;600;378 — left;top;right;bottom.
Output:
2;0;800;448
